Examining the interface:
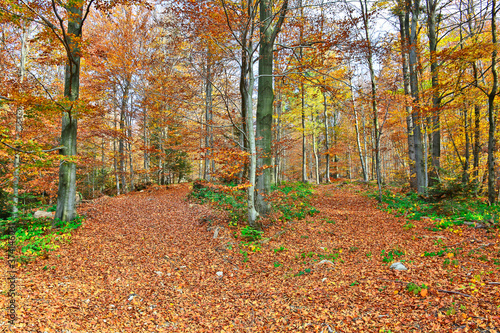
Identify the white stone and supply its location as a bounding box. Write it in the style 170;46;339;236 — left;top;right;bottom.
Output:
34;210;54;219
216;271;223;277
316;260;335;267
389;262;407;271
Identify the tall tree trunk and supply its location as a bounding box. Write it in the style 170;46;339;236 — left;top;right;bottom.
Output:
119;80;130;194
399;8;417;189
274;89;283;184
205;55;213;181
301;83;307;183
235;0;259;227
128;113;134;190
323;91;330;182
407;0;426;194
350;77;369;181
468;0;481;188
473;101;481;185
13;24;28;218
55;2;83;224
311;112;320;184
361;0;382;200
463;107;470;185
143;109;150;183
241;36;259;227
427;0;441;186
487;0;498;203
255;22;273;214
255;0;288;215
398;4;418;191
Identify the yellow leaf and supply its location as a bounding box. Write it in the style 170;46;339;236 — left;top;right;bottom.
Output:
420;289;428;297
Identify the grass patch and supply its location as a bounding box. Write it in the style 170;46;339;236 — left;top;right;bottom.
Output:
190;180;320;225
368;189;499;231
0;213;83;263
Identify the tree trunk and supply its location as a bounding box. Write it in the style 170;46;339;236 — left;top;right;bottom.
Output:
128;113;134;191
463;107;470;185
427;0;441;186
274;89;283;184
487;0;498;203
113;107;120;195
323;90;330;182
407;0;426;194
55;3;83;224
143;109;150;184
119;80;130;194
205;55;213;181
13;24;28;218
256;0;288;215
399;3;416;188
255;33;273;215
311;112;320;184
361;0;382;199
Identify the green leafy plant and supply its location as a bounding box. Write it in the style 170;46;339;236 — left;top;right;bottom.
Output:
270;182;320;221
239;249;248;262
240;226;263;241
381;248;404;263
296;268;312;276
403;222;415;230
406;282;428;296
0;213;83;263
368;188;500;231
273;246;286;253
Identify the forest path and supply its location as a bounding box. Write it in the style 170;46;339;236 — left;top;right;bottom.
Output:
5;183;500;332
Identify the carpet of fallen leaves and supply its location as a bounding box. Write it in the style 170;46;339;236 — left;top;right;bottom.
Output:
1;183;500;332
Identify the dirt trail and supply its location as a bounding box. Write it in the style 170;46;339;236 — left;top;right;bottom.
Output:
2;183;499;332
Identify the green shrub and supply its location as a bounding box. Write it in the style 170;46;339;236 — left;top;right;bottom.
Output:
0;213;82;262
240;226;263;241
369;189;499;231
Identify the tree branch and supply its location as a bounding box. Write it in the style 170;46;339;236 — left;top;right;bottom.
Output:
0;141;65;154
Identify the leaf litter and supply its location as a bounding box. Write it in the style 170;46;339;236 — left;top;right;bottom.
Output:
1;183;499;332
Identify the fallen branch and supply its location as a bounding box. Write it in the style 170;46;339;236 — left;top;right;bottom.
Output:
437;289;471;297
487;282;500;285
260;229;286;244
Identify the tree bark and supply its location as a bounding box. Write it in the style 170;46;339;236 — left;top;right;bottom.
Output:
119;79;130;193
322;90;330;182
427;0;441;186
255;0;288;215
407;0;426;194
13;24;28;218
55;2;83;224
205;55;213;181
487;0;498;203
361;0;382;200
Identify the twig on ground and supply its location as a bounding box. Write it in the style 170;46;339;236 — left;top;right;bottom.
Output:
437;289;471;297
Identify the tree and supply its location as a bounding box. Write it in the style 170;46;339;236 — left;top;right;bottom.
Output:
255;0;289;216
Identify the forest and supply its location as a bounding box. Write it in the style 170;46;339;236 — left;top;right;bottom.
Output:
0;0;500;332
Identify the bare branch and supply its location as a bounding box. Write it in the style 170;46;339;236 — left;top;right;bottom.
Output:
0;141;65;154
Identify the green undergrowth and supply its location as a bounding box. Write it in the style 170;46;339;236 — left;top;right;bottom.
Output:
0;209;83;263
367;189;499;231
189;180;319;226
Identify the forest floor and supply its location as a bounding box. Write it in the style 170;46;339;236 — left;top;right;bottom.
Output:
1;183;500;332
